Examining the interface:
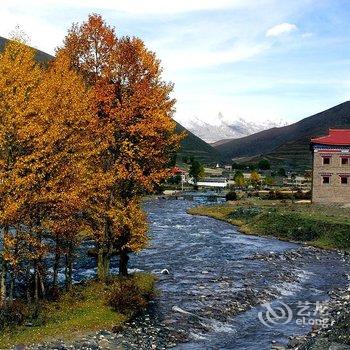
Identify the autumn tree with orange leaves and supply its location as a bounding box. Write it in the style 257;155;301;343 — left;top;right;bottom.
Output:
0;39;97;306
0;15;180;317
25;51;98;293
61;14;182;278
0;39;42;306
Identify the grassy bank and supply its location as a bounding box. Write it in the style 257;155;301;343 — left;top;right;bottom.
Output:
187;200;350;250
0;273;156;349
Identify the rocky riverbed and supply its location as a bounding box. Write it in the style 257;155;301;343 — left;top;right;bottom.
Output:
14;199;350;350
287;284;350;350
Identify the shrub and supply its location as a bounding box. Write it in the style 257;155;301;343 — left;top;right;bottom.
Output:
304;190;312;200
267;189;312;201
106;278;146;314
0;300;31;330
228;206;262;220
275;191;292;200
258;159;270;170
247;191;259;198
105;274;156;315
294;189;312;200
268;190;311;200
225;191;237;201
268;190;277;199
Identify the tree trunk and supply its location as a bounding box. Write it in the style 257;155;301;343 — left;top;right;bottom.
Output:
119;250;129;276
0;257;6;308
26;264;31;304
38;266;46;300
34;260;39;306
97;246;110;282
0;225;9;308
65;243;73;291
9;227;19;305
52;236;60;289
97;216;112;283
97;246;104;281
8;268;14;305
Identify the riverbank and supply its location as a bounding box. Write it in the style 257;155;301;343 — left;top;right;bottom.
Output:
0;273;156;349
248;248;350;350
288;285;350;350
187;199;350;250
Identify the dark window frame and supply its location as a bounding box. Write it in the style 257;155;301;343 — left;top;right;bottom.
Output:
322;157;331;165
341;157;349;165
322;176;330;184
340;176;349;185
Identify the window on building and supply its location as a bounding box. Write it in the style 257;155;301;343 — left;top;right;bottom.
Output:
323;157;331;165
322;176;330;184
340;176;348;185
341;158;349;165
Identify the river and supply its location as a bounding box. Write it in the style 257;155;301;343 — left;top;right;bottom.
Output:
70;199;349;350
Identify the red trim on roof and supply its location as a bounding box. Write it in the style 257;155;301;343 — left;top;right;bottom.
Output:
311;129;350;146
171;166;185;175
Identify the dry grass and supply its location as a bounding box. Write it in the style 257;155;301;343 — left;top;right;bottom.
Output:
188;199;350;250
0;273;156;349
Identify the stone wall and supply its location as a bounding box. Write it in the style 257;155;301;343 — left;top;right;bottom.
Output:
312;149;350;204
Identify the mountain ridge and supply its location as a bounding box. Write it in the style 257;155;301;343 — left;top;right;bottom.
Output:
213;101;350;170
0;36;54;63
175;123;222;165
182;113;287;143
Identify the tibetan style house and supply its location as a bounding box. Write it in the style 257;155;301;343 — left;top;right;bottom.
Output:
310;129;350;204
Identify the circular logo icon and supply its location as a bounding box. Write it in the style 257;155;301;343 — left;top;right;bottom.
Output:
258;301;293;327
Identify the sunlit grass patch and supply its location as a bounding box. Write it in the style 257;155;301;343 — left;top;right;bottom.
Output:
188;200;350;250
0;272;157;349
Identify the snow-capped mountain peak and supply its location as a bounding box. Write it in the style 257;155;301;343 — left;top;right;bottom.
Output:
182;113;288;143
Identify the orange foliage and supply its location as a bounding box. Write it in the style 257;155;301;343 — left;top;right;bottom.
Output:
0;14;182;297
61;14;182;276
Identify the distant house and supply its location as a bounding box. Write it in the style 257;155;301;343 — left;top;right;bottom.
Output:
204;167;223;177
283;176;311;189
171;166;186;176
310;129;350;204
197;177;227;189
171;166;188;183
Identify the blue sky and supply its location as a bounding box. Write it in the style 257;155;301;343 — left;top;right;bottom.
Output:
2;0;350;125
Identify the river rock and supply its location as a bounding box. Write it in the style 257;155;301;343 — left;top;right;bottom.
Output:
14;345;27;350
287;337;304;348
271;344;287;350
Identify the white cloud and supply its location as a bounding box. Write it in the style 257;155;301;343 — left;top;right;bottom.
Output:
301;32;313;38
265;23;298;37
160;43;269;71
